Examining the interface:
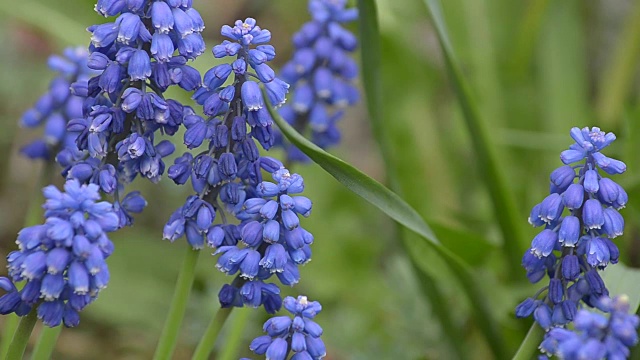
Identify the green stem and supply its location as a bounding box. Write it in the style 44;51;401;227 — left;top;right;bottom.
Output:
190;307;234;360
153;247;200;360
511;323;543;360
1;160;58;358
30;326;61;360
0;315;20;359
217;308;251;360
6;310;37;359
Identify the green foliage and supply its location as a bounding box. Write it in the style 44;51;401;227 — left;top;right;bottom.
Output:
2;0;640;359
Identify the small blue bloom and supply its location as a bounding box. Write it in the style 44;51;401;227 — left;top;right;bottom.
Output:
583;199;605;230
531;229;557;258
558;216;580;247
128;49;152;80
562;183;584;210
250;296;325;359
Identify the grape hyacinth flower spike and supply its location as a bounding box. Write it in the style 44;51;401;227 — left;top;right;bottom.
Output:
1;0;209;328
249;296;326;360
276;0;360;162
64;0;209;230
516;127;638;357
20;47;96;160
0;180;118;327
165;18;314;314
539;296;639;359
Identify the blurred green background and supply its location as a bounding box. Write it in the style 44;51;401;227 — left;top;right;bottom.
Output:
2;0;640;359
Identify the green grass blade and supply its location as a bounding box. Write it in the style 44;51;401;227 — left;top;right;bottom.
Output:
265;89;508;359
422;0;525;280
508;0;551;79
358;3;480;357
511;324;543;360
0;1;87;46
538;0;588;134
596;0;640;128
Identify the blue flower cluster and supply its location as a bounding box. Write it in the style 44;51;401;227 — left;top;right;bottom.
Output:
540;296;639;359
0;180;118;327
65;0;211;227
20;48;96;160
515;127;637;356
248;296;326;360
164;18;314;314
1;0;210;326
276;0;359;162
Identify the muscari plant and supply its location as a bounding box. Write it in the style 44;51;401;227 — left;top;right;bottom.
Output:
0;0;639;359
516;128;639;359
0;0;356;359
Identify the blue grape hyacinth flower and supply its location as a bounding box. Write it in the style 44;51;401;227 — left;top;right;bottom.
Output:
276;0;359;162
20;47;97;160
0;180;118;327
249;296;326;360
539;296;639;360
165;19;315;314
515;127;639;357
62;0;210;228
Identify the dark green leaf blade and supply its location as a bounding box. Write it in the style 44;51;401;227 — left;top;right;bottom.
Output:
421;0;526;280
264;88;508;359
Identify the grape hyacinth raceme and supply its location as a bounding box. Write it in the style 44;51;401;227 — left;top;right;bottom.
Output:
20;47;96;160
0;180;118;327
539;296;639;360
0;0;209;326
276;0;359;162
2;2;326;355
248;296;326;360
515;127;638;357
66;0;210;229
164;18;315;314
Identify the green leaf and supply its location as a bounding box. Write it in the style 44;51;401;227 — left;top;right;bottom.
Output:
431;222;495;267
421;0;525;280
264;88;509;359
0;1;87;46
537;0;588;134
508;0;551;79
596;0;640;128
357;5;472;357
601;263;640;313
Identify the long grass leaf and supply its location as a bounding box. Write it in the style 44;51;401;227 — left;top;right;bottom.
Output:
422;0;525;280
265;88;509;359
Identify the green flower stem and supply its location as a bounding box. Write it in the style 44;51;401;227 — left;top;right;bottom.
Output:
217;308;251;360
1;159;59;358
191;277;245;360
190;307;233;360
30;326;62;360
153;247;201;360
512;324;543;360
0;315;20;359
6;310;37;359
